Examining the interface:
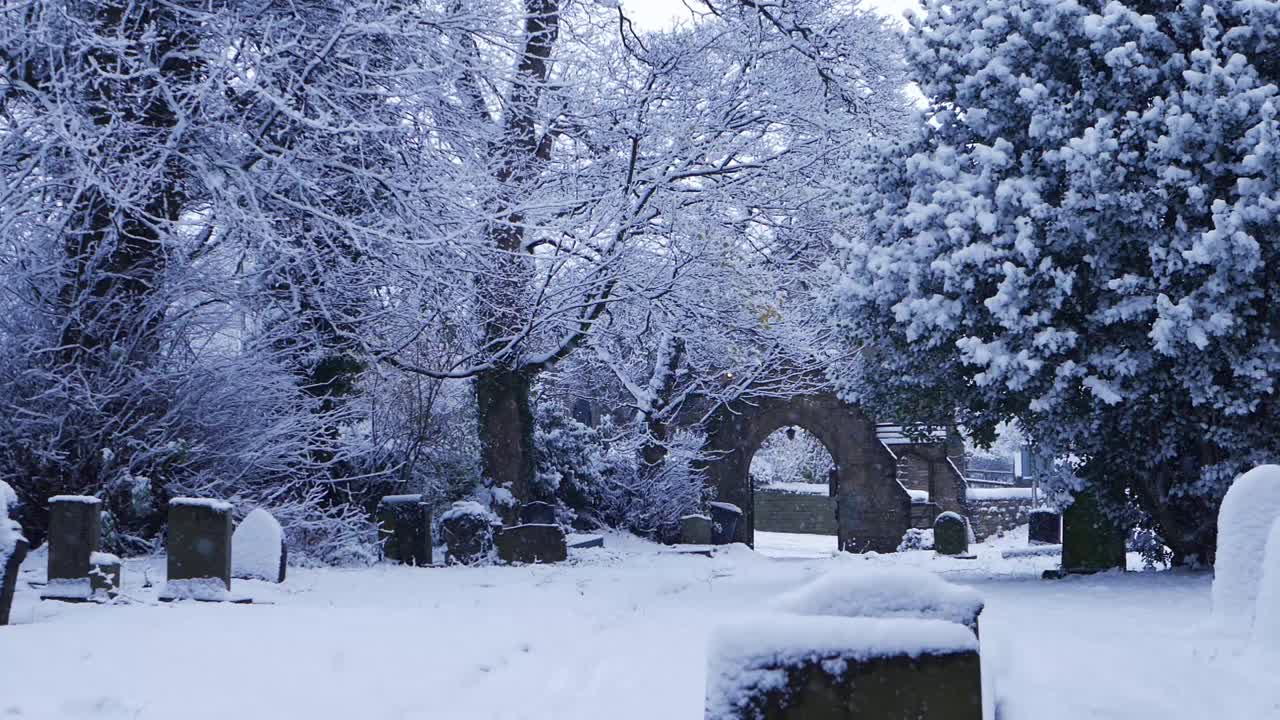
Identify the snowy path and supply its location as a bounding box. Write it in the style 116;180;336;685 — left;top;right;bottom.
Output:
2;533;1273;720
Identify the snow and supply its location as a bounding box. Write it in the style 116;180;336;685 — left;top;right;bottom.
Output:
160;578;230;603
39;578;91;600
967;487;1035;501
760;482;828;495
48;495;102;505
769;567;984;630
1000;545;1061;559
2;529;1275;719
908;489;930;502
380;494;423;504
232;508;285;582
706;615;977;720
90;552;121;566
1251;518;1280;654
169;497;232;512
440;500;496;523
0;480;22;569
1210;465;1280;639
708;501;743;515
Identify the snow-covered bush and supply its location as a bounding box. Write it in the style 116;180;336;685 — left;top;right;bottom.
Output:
897;528;934;552
834;0;1280;564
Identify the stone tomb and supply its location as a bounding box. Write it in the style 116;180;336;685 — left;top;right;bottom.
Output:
41;495;102;601
709;502;743;545
377;495;432;567
160;498;234;602
933;512;971;557
1059;490;1126;575
680;514;713;545
1;537;28;625
496;524;568;564
1028;509;1062;545
706;616;981;720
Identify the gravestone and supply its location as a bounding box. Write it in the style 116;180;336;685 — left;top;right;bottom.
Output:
89;552;122;600
934;512;970;556
567;534;604;550
709;502;743;545
441;501;496;565
1;538;27;626
232;508;288;582
1060;489;1126;575
771;566;985;636
707;616;982;720
680;514;713;545
160;498;233;601
377;495;431;567
496;524;567;564
42;495;101;601
517;501;557;526
1029;509;1062;545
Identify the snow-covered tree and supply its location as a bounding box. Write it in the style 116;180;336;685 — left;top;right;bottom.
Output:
834;0;1280;563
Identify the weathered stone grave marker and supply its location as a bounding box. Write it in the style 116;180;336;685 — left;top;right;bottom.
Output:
160;498;233;602
41;495;101;601
706;616;982;720
1;484;27;625
933;511;971;557
1028;509;1062;545
496;524;567;564
377;495;431;567
680;514;713;545
441;501;496;565
1058;489;1126;575
232;508;288;582
709;502;743;545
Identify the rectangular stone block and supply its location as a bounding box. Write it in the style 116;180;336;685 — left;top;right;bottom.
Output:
707;616;981;720
161;498;232;601
496;524;567;564
377;494;432;567
1;538;28;626
89;552;122;600
42;495;101;601
680;514;713;545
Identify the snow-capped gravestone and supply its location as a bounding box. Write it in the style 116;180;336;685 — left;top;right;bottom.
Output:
1212;465;1280;638
1;481;28;626
377;494;431;567
160;498;233;602
933;512;970;556
709;502;743;545
517;501;557;526
232;508;287;582
680;514;713;545
1060;488;1126;575
41;495;101;601
1028;509;1062;545
441;501;496;565
771;567;984;635
496;524;567;564
1251;518;1280;653
89;552;122;600
706;616;981;720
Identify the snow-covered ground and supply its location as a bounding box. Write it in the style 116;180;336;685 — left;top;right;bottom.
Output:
3;529;1274;720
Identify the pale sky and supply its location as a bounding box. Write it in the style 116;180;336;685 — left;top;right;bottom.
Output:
622;0;924;31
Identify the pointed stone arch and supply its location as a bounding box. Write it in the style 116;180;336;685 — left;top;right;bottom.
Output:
700;393;912;553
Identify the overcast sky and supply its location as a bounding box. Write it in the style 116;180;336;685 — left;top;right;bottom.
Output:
622;0;924;31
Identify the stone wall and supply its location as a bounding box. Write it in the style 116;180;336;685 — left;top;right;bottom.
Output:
753;490;838;535
967;498;1032;540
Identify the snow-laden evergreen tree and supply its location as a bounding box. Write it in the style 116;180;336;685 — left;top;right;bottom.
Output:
834;0;1280;563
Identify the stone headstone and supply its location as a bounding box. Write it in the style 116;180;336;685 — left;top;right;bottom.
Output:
232;508;288;582
707;616;982;720
440;501;496;565
517;501;557;526
377;495;431;567
496;524;567;564
1;538;27;626
709;502;743;545
1029;509;1062;545
89;552;122;600
42;495;101;601
934;511;970;556
679;514;712;545
160;498;233;601
1061;489;1126;574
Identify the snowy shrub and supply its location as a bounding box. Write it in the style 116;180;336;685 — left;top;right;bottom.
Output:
750;428;834;488
897;528;934;552
834;0;1280;563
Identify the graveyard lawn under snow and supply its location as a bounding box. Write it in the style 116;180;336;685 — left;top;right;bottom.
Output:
3;528;1275;720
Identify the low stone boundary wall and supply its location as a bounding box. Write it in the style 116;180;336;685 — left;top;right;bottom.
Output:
754;489;837;535
966;491;1034;540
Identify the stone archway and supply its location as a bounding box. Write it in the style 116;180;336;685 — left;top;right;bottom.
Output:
700;393;910;553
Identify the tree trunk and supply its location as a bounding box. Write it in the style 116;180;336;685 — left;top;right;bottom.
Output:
475;367;537;501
